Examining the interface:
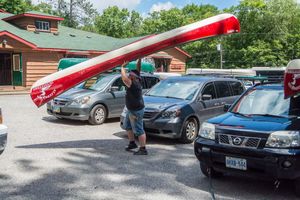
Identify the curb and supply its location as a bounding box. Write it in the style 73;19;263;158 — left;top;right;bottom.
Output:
0;91;29;95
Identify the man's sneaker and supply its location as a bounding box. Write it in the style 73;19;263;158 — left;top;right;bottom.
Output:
133;148;148;155
125;142;138;151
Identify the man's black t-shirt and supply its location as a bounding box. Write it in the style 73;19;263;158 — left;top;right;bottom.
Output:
126;79;144;111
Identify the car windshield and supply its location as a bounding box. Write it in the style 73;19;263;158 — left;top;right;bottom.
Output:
231;87;300;117
81;75;113;91
146;79;200;100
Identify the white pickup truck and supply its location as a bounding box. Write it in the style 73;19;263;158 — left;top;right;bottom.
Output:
0;108;7;155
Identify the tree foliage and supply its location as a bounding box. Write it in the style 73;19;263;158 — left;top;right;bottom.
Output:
44;0;97;28
0;0;33;14
2;0;300;68
93;6;143;38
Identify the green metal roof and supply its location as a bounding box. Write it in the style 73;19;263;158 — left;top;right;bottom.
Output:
0;12;144;51
0;13;13;19
24;11;62;18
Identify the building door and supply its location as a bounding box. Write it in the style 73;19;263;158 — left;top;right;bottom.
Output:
0;53;12;85
154;58;171;72
12;54;22;86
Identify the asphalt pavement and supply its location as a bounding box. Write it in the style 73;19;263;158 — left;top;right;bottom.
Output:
0;95;297;200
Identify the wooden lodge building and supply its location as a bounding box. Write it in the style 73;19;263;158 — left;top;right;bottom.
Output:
0;10;191;88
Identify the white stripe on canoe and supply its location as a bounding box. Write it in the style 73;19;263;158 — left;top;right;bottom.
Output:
31;13;235;90
287;59;300;70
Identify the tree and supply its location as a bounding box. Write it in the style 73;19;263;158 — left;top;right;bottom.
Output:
222;0;300;68
33;2;58;15
142;8;185;35
0;0;33;14
45;0;97;28
94;6;143;38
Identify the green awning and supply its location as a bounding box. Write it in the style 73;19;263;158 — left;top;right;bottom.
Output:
58;58;155;73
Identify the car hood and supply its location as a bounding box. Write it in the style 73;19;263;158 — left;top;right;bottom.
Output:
144;96;188;111
208;112;300;132
58;88;97;100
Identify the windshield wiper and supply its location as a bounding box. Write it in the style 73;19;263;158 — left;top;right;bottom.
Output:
231;112;251;118
164;96;184;100
251;114;290;118
145;94;157;97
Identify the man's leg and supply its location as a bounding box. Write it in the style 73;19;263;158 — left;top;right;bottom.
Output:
125;129;138;151
127;130;135;142
138;133;146;147
134;133;147;155
125;111;137;151
133;109;147;155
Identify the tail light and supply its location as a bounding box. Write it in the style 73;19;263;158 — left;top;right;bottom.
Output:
0;108;2;124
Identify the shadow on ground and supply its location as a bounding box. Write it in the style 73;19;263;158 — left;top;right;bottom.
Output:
4;131;298;200
42;116;120;126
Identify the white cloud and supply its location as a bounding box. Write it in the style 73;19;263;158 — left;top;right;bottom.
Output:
150;1;175;13
31;0;141;13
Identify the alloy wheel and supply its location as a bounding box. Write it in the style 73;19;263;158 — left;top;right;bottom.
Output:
95;108;105;123
185;120;197;140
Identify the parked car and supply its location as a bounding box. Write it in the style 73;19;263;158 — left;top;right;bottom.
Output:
47;73;160;125
121;76;245;143
153;72;182;80
194;83;300;196
0;108;8;155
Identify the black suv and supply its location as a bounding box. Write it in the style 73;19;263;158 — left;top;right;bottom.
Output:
194;83;300;196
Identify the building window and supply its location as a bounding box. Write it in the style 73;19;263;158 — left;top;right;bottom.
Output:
35;20;50;31
13;54;21;71
65;55;88;58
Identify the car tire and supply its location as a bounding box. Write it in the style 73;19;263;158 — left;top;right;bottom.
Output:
180;117;199;143
294;178;300;197
200;162;223;178
88;104;107;125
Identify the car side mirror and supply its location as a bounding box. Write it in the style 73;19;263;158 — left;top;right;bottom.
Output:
223;104;231;112
202;94;212;101
109;86;119;92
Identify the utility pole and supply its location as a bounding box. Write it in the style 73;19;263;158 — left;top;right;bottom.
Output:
70;0;73;26
217;43;223;69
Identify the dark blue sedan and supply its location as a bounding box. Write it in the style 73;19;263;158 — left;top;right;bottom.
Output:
194;83;300;196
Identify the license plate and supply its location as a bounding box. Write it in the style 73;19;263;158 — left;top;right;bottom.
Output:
52;106;60;113
226;156;247;170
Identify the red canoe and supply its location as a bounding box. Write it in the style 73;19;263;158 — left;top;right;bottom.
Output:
284;59;300;99
30;13;240;107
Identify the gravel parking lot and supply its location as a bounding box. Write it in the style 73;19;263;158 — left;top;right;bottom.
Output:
0;95;298;200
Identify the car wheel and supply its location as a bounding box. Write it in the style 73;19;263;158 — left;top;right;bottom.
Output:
294;178;300;197
88;104;107;125
200;162;223;178
180;117;199;143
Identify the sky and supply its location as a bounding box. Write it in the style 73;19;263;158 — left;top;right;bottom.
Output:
32;0;240;15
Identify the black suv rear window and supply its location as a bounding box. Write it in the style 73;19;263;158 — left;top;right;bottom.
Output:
143;76;160;89
229;81;244;96
215;81;231;98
